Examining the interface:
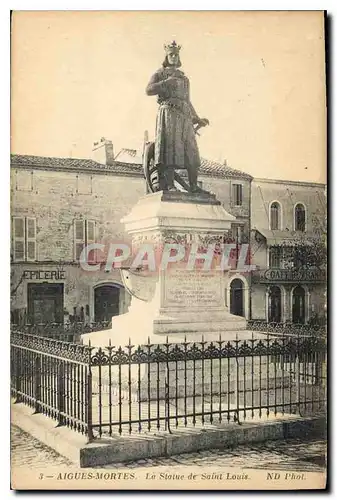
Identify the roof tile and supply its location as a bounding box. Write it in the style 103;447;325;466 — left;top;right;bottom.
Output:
11;153;252;180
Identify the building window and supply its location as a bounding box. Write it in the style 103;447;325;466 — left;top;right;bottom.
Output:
270;202;281;230
12;216;36;262
232;184;243;206
269;246;283;268
295;203;306;232
231;224;244;244
74;219;96;261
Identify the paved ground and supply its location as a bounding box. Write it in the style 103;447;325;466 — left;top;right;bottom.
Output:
11;425;73;469
101;438;326;472
11;425;326;472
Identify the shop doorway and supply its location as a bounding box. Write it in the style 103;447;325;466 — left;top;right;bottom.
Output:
27;283;64;324
94;284;120;323
292;286;306;324
268;286;282;323
230;279;244;317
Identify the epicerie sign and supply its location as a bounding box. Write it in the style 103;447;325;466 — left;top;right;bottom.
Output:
23;270;66;280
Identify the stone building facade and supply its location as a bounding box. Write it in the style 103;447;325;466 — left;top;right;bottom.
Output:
10;139;253;326
250;178;326;324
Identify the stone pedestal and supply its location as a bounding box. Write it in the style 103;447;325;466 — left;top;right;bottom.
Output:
83;190;247;347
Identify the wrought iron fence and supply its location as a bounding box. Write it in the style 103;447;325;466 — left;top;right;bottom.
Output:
11;331;326;441
11;332;94;437
10;321;111;343
247;320;326;337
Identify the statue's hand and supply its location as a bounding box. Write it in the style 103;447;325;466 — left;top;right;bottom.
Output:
198;118;210;127
164;76;178;90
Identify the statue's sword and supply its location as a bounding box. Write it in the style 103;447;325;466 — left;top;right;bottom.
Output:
193;123;204;136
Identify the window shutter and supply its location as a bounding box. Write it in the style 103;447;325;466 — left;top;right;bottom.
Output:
75;219;84;240
239;185;242;205
14;241;25;261
269;247;281;268
232;184;236;204
238;225;243;243
269;247;284;269
232;184;243;206
232;224;244;243
74;219;85;261
26;217;36;261
86;220;96;263
13;217;25;261
87;220;95;243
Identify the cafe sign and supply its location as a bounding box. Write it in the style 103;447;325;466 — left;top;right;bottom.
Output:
262;268;325;282
23;270;66;280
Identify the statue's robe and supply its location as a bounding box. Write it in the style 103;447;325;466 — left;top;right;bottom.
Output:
146;67;201;184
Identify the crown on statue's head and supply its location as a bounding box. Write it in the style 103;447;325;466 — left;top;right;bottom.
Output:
164;40;182;54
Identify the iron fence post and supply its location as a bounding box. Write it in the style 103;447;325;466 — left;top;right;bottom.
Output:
57;360;65;426
296;333;301;415
87;364;94;442
34;354;41;414
165;337;172;434
233;335;241;425
14;347;22;403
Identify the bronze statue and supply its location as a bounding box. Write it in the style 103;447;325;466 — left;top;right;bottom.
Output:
144;41;209;193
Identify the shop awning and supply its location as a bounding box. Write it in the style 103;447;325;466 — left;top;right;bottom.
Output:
253;229;312;247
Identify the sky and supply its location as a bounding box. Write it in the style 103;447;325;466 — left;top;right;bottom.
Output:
11;11;326;183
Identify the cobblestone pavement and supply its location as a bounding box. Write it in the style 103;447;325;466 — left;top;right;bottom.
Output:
11;425;72;469
101;438;326;472
11;425;326;473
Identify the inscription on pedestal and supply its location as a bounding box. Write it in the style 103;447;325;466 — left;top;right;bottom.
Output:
164;269;223;308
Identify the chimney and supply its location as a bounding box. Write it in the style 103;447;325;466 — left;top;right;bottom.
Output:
92;137;114;166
